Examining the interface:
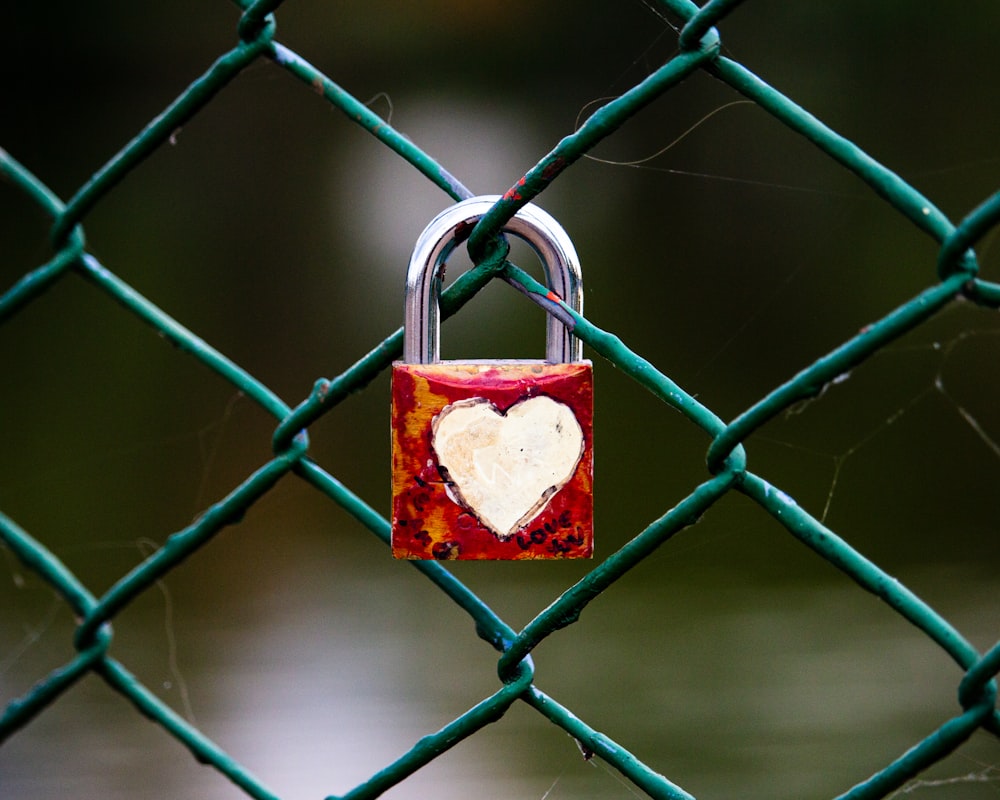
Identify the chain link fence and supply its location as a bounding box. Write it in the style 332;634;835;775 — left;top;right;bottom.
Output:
2;1;999;798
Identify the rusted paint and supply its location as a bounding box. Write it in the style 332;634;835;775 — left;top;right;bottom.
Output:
391;361;593;560
541;157;566;183
501;177;528;203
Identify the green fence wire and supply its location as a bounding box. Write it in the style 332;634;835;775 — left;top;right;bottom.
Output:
2;1;999;798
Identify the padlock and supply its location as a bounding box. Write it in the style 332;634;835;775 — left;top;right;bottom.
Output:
391;195;593;560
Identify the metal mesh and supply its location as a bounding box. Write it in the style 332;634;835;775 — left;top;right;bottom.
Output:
2;1;999;798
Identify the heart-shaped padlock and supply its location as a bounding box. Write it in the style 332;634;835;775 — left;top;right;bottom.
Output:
391;195;593;560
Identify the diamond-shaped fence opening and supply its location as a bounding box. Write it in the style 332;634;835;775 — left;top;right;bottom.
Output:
2;2;1000;799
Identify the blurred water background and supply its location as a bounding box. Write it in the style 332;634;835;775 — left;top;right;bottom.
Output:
2;2;1000;798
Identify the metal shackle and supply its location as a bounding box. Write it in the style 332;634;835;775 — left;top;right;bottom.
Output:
403;195;584;365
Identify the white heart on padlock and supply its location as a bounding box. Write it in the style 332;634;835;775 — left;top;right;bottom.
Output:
431;395;584;539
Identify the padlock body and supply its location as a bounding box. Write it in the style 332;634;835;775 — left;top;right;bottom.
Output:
392;360;593;560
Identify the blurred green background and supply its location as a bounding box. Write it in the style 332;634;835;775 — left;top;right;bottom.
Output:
2;2;1000;798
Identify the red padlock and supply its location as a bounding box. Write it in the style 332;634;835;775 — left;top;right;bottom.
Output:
391;196;593;560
